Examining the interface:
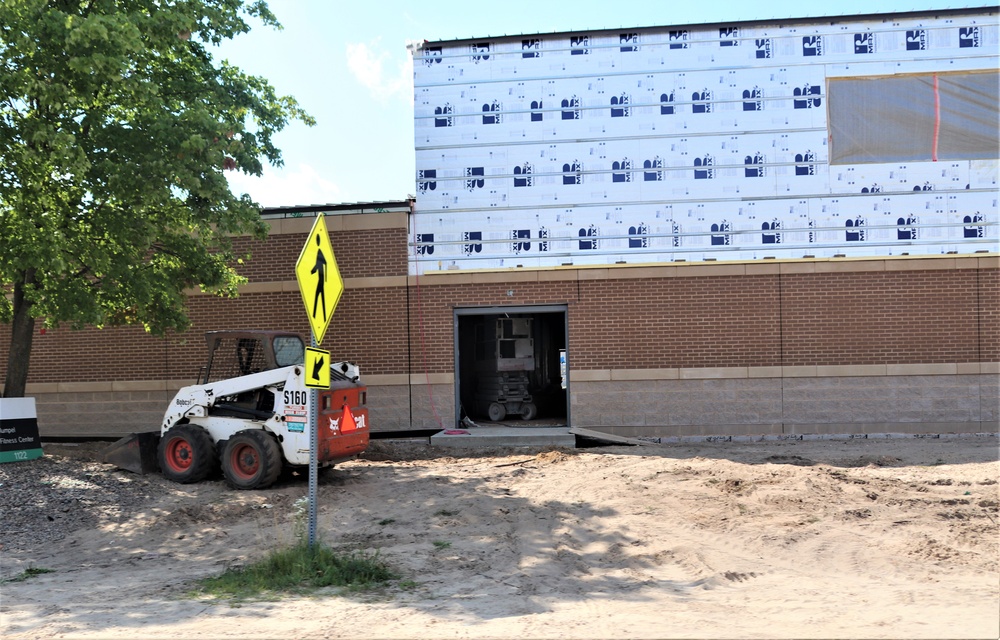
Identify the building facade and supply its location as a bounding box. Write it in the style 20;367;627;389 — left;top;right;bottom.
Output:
404;6;999;438
410;10;997;270
2;8;997;439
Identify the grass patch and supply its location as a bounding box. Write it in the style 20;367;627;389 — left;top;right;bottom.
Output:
190;543;397;601
4;567;54;583
432;540;451;549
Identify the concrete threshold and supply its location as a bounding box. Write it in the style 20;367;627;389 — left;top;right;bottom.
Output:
429;425;575;448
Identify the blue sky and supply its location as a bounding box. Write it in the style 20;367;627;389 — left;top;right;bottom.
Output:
219;0;980;208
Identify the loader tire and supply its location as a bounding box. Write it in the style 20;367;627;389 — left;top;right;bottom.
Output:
157;425;217;484
222;430;283;490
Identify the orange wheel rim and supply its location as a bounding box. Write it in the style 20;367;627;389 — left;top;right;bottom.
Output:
230;444;259;479
166;438;193;472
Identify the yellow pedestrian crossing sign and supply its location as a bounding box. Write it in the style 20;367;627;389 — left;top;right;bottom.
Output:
304;347;331;389
295;216;343;345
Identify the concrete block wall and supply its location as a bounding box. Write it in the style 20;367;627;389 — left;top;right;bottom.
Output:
30;386;177;437
406;380;455;430
570;371;999;438
570;376;783;428
781;373;997;425
363;381;411;433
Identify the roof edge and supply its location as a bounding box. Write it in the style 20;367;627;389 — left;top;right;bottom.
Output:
416;5;999;48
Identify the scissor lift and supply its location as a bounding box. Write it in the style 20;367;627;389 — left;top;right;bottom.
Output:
473;318;538;421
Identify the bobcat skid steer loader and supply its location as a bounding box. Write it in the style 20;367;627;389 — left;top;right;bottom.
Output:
103;331;368;489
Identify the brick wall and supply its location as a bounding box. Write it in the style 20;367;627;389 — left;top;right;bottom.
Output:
570;275;782;369
402;267;997;375
407;280;577;374
0;213;411;386
230;227;408;281
2;263;997;386
2;324;169;384
980;267;1000;362
780;270;985;366
0;287;412;385
0;207;996;436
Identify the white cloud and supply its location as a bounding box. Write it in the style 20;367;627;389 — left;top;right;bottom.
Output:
227;163;342;208
346;38;412;101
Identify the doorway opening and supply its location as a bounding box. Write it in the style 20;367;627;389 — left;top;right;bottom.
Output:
455;306;568;427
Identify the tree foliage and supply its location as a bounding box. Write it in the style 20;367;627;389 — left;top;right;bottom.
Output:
0;0;313;396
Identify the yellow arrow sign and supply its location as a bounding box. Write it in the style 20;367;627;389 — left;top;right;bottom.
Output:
304;347;331;389
295;216;343;345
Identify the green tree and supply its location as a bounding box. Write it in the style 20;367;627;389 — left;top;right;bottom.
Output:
0;0;313;397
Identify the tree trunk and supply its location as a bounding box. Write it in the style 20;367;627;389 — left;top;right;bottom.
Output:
3;269;36;398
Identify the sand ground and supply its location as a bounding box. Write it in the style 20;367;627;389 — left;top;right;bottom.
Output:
1;436;998;639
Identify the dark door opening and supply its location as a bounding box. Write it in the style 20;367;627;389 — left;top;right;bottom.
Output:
456;308;567;426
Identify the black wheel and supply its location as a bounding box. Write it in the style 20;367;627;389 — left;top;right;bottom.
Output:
221;430;283;490
520;402;538;421
488;402;506;422
157;425;217;484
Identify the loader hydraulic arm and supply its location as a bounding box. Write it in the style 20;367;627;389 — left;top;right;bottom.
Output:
162;365;301;432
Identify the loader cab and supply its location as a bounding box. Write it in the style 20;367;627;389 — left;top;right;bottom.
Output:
198;331;306;385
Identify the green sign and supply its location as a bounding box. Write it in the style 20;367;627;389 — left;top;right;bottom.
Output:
0;398;43;464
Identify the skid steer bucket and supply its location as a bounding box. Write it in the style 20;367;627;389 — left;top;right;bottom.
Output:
103;431;161;475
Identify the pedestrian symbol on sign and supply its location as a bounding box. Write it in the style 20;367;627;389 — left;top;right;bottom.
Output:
310;234;328;321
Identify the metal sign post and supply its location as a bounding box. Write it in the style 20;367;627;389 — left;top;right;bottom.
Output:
308;335;318;547
294;214;344;549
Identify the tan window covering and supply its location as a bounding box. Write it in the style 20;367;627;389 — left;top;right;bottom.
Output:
828;71;999;164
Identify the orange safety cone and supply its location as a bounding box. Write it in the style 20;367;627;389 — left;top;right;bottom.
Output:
340;404;357;433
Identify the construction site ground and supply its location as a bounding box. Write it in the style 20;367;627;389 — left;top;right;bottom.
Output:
1;436;997;639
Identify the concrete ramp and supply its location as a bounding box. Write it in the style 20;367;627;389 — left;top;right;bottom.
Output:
430;425;575;448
